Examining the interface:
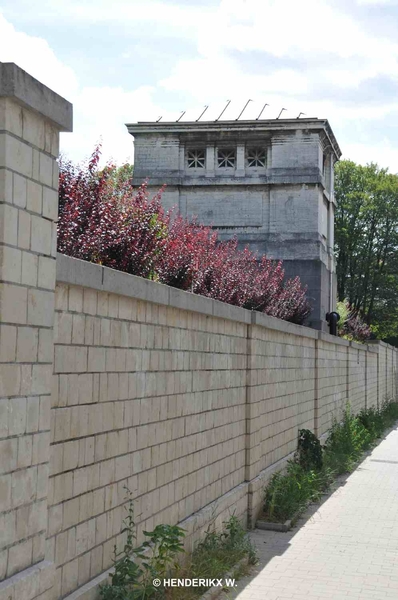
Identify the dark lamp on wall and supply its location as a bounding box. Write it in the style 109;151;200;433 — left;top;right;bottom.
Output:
326;311;340;336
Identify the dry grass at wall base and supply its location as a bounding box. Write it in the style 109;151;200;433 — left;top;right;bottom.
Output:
100;489;257;600
261;399;398;524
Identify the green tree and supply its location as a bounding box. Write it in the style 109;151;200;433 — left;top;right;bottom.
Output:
334;160;398;339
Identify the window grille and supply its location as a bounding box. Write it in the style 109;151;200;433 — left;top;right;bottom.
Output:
217;149;235;168
247;148;267;168
187;149;205;168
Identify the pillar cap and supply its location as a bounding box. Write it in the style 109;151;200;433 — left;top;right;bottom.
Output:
0;62;73;132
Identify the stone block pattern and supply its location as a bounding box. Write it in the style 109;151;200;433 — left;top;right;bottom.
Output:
0;252;396;600
348;345;367;415
386;344;398;401
367;350;378;408
50;284;247;597
246;325;315;480
0;96;59;593
317;339;348;436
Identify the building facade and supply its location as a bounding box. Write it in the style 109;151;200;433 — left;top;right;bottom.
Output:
126;119;341;330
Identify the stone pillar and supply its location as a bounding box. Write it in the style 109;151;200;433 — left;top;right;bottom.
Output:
205;145;215;178
236;143;245;177
0;63;72;600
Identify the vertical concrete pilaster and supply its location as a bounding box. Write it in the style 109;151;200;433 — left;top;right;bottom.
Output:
0;62;72;600
377;351;380;409
314;337;319;436
346;345;350;406
236;143;245;177
365;348;368;410
205;145;215;178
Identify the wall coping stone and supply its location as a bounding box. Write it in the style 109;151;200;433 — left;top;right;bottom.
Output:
56;255;396;351
0;62;72;131
252;311;317;339
0;560;54;599
350;341;367;351
63;569;111;600
366;344;379;354
318;331;350;346
368;339;398;352
57;254;328;332
57;254;252;324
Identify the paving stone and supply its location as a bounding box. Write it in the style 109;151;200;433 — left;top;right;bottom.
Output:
229;427;398;600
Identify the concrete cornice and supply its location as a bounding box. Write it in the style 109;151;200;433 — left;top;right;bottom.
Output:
126;118;342;160
0;62;73;132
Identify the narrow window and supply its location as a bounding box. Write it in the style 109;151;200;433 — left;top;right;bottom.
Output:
187;149;205;168
217;149;235;168
246;148;267;168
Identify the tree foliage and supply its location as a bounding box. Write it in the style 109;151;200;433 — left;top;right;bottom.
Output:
336;300;372;342
334;160;398;339
58;146;311;325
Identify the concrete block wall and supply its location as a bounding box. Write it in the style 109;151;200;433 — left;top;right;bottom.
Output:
50;256;397;599
246;315;317;480
49;273;248;597
1;64;397;600
366;347;379;408
386;343;397;401
271;131;322;171
0;63;72;600
317;335;349;436
348;343;367;415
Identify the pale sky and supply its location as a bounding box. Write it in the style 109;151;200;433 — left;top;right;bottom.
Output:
1;0;398;170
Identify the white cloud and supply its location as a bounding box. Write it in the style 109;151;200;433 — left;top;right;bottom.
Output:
356;0;398;5
62;84;173;165
342;139;398;172
161;0;398;112
2;1;398;171
161;57;309;103
201;0;398;65
0;13;78;99
0;12;169;164
2;0;214;42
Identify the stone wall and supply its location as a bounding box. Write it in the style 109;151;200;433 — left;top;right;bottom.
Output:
129;120;339;331
0;62;72;600
1;64;398;600
47;255;397;600
50;258;249;597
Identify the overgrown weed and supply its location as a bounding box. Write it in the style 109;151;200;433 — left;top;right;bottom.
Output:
263;399;398;523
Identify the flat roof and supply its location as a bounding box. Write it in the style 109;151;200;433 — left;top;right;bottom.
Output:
126;118;341;159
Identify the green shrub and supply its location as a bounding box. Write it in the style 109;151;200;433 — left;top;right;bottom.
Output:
101;496;255;600
263;399;398;523
191;515;257;579
263;461;331;523
100;488;185;600
296;429;323;471
358;406;385;440
323;405;372;474
167;515;257;599
380;399;398;428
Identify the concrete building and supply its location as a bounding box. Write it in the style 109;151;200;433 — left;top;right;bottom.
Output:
126;119;341;330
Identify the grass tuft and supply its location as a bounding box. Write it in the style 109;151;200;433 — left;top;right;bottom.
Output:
263;399;398;523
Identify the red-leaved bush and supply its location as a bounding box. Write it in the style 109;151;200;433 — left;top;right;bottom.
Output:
58;146;167;278
58;147;312;325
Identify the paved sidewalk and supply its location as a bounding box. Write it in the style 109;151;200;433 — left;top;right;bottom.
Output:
229;426;398;600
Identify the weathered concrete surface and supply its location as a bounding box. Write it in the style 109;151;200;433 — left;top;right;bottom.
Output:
0;62;72;131
43;254;397;599
229;425;398;600
127;119;341;330
0;247;396;599
0;62;72;600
